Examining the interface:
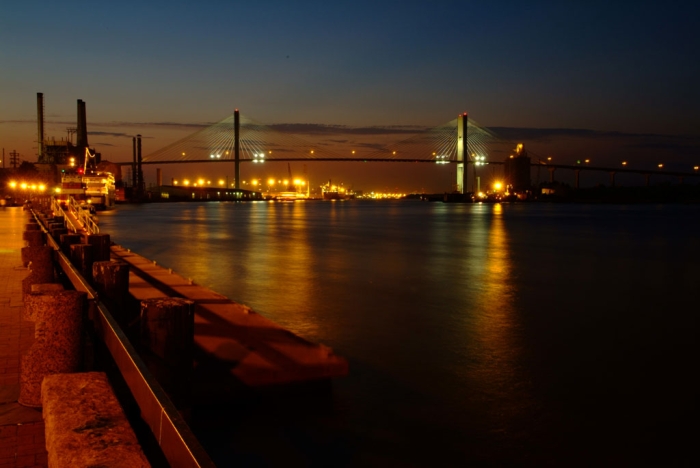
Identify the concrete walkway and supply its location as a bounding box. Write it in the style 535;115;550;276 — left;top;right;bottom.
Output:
0;207;47;468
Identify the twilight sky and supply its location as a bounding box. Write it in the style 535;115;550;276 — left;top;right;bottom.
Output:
1;1;698;192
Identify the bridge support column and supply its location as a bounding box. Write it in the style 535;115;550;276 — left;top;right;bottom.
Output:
234;109;240;190
456;113;467;194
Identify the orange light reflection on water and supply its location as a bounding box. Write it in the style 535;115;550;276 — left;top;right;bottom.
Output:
466;203;529;427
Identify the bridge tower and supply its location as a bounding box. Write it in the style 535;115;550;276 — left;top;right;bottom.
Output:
456;113;467;193
234;109;240;189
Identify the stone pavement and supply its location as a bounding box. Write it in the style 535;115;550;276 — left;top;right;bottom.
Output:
0;207;47;468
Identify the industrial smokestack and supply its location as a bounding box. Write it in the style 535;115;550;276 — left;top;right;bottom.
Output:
137;134;144;196
132;137;137;187
37;93;44;162
76;99;88;149
156;168;162;187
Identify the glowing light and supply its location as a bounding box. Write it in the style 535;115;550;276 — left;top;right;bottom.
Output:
198;179;204;186
283;179;289;186
694;166;699;171
622;161;627;166
218;180;225;186
54;187;61;194
9;181;17;189
38;184;46;192
585;159;590;164
252;180;259;186
493;182;503;191
183;179;190;186
658;163;664;168
20;182;27;190
268;178;276;186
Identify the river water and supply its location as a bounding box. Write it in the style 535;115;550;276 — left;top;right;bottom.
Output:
97;201;698;466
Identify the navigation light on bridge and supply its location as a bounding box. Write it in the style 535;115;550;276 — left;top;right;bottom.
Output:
474;155;488;166
434;154;450;164
253;153;266;163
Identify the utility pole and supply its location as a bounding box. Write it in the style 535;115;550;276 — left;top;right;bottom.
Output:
9;150;20;169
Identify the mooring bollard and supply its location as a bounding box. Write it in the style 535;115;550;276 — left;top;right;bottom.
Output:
22;230;44;247
92;260;131;326
85;233;111;262
59;233;82;256
70;243;94;281
21;246;54;296
18;290;85;407
140;297;194;408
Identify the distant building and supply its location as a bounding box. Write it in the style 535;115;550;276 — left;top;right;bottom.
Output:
504;143;531;194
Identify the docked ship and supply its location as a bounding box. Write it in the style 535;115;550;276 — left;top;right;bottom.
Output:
58;169;116;210
321;180;355;200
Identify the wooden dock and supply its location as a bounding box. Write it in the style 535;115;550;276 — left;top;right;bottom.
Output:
110;245;348;395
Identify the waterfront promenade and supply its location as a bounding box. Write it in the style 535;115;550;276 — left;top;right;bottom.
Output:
0;207;47;468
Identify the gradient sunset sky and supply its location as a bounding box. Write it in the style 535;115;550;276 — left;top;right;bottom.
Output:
1;1;698;192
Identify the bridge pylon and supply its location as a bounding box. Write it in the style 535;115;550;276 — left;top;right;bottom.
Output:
456;113;467;194
234;109;240;189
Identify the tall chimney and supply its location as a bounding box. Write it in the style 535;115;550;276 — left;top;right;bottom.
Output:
37;93;44;162
132;137;137;187
137;134;144;196
76;99;88;150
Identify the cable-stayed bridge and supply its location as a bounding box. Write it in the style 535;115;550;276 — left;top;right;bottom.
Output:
142;112;495;165
130;111;699;194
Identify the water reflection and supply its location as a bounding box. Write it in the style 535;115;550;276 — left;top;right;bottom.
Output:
242;203;318;337
467;203;529;435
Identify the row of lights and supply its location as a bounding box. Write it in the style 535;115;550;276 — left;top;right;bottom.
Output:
173;179;231;187
8;181;47;192
245;178;307;187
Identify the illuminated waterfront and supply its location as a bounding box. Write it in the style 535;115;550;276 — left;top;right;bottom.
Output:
98;201;698;466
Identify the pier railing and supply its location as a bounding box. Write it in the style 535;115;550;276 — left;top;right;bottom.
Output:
33;209;215;468
50;196;100;234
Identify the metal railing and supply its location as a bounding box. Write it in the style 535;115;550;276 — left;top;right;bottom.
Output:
32;209;215;468
51;196;100;234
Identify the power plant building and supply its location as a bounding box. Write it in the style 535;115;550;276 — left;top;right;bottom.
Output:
504;143;531;194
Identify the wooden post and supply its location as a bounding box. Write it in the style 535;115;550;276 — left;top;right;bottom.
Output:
70;243;94;281
140;297;194;408
85;233;111;262
92;260;131;326
59;233;82;256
